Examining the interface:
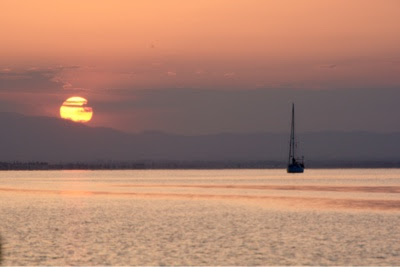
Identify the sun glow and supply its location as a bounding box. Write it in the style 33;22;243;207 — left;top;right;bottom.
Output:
60;96;93;123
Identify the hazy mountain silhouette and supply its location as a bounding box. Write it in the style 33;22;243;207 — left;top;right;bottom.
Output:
1;112;399;166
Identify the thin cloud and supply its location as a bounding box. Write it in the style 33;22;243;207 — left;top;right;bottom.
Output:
223;72;235;77
318;64;337;69
0;66;81;93
195;69;206;75
166;71;177;76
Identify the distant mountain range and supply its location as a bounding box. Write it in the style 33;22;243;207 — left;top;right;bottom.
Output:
1;112;400;168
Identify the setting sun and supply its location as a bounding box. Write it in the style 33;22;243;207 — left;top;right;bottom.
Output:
60;96;93;123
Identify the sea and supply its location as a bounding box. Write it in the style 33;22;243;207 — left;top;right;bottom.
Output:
0;169;400;265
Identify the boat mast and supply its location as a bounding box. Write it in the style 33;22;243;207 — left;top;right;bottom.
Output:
292;103;295;160
288;103;295;164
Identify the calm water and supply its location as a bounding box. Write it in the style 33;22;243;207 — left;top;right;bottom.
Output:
1;169;400;265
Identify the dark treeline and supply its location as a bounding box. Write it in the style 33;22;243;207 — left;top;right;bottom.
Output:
0;161;280;170
1;160;400;170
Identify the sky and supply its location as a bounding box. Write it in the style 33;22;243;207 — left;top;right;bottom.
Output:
1;0;399;134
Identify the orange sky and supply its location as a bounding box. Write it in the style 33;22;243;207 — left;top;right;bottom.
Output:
2;1;399;57
1;0;400;133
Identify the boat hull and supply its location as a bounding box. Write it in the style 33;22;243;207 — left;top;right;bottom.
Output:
287;164;304;173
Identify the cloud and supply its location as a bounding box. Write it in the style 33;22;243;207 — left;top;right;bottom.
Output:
90;87;400;134
195;69;206;75
1;67;12;72
223;72;235;77
318;64;337;69
166;71;177;76
0;66;81;93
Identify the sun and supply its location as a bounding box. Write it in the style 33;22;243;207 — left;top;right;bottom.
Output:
60;96;93;123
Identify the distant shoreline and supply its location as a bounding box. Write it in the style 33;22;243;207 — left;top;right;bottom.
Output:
1;161;400;170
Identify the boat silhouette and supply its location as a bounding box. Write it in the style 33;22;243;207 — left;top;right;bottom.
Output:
287;103;305;173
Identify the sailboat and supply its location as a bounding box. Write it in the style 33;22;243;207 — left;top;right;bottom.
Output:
287;103;305;173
